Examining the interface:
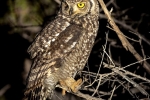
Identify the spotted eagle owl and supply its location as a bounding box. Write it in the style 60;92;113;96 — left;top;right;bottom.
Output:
24;0;100;99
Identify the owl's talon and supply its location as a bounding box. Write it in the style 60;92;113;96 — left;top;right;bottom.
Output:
62;89;66;95
59;80;69;95
59;78;82;95
70;78;82;93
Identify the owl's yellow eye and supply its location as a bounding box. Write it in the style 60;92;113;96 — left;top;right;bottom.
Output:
77;2;85;8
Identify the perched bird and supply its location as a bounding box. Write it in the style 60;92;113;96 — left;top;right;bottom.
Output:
24;0;100;99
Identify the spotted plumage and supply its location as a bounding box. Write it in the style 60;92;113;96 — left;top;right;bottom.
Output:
24;0;100;99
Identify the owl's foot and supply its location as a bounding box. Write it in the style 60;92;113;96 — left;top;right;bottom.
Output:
59;80;68;95
59;77;82;95
70;78;82;93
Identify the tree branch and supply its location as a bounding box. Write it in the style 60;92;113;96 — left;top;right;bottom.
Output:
98;0;150;74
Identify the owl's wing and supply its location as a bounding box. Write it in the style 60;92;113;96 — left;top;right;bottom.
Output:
24;17;84;100
28;17;70;59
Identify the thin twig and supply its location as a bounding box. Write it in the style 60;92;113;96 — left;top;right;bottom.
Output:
109;85;116;100
0;84;11;96
73;91;104;100
92;75;102;96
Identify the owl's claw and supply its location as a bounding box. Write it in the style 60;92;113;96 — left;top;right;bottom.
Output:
59;78;82;95
62;89;66;95
59;80;68;95
70;78;82;93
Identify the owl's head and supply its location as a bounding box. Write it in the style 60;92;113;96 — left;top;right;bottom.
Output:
61;0;99;18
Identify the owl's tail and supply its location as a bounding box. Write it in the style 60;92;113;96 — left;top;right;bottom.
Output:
23;75;58;100
23;85;43;100
23;56;60;100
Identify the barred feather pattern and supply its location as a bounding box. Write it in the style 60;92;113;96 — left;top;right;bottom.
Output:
23;0;100;99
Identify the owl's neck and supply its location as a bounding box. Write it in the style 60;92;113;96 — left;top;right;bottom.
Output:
72;14;99;27
57;13;99;29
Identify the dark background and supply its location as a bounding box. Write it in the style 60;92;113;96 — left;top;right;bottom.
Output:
0;0;150;100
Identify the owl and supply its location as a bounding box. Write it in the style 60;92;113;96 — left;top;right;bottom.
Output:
23;0;100;99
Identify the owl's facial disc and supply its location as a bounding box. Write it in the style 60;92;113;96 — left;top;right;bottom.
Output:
62;0;91;18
